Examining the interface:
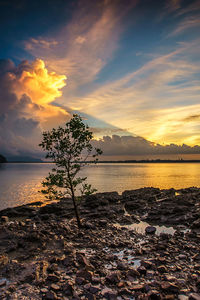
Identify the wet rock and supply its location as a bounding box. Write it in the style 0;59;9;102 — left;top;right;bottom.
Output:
157;265;168;273
84;222;96;230
189;294;200;300
0;278;7;287
131;284;144;291
191;219;200;229
76;252;93;269
160;282;179;293
89;286;100;294
101;287;118;299
178;295;189;300
51;284;60;291
127;268;140;277
76;270;93;282
106;271;121;284
145;226;156;234
45;290;58;300
0;216;9;223
47;274;60;282
0;255;9;266
137;265;147;275
63;282;74;296
147;289;161;299
99;219;107;226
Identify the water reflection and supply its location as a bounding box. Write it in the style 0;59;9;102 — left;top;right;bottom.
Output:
0;162;200;210
114;221;175;235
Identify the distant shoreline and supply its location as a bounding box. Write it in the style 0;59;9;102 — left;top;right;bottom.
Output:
5;159;200;163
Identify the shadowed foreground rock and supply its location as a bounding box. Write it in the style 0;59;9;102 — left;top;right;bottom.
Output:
0;187;200;299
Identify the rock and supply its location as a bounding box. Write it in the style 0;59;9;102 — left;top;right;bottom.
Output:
147;289;161;299
76;253;93;269
40;288;48;293
76;270;93;281
157;265;168;273
191;219;200;229
89;286;100;294
99;219;107;226
189;294;200;300
0;278;7;287
145;226;156;234
117;261;127;270
47;274;60;282
106;271;120;284
0;255;9;266
63;282;74;296
127;268;140;277
85;222;96;230
0;216;9;223
45;291;58;300
51;284;60;291
101;287;118;299
178;295;189;300
131;284;144;291
160;282;179;293
137;266;147;275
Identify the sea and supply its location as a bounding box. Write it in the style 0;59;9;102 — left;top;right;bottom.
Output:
0;162;200;211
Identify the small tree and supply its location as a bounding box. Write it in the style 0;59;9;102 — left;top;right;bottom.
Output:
39;114;102;228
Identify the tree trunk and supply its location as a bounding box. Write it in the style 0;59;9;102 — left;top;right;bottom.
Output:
69;178;82;228
71;192;82;228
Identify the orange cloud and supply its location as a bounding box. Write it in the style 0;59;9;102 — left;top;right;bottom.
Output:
13;59;67;105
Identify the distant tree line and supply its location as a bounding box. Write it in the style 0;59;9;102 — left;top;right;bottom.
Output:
0;154;7;163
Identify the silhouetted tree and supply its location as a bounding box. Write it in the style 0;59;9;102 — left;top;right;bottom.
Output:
39;114;102;228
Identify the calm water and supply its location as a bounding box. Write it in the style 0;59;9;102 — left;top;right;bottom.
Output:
0;162;200;210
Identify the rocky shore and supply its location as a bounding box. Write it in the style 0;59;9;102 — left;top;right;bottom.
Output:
0;187;200;299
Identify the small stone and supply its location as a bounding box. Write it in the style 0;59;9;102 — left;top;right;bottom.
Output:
127;268;140;277
161;282;179;294
101;287;118;299
51;283;60;291
131;284;144;291
76;270;93;281
41;288;48;293
47;274;59;282
0;216;9;223
89;286;100;294
106;271;120;284
145;226;156;234
178;295;189;300
0;279;7;287
137;266;147;275
189;293;200;300
45;291;58;300
147;290;161;300
157;265;168;273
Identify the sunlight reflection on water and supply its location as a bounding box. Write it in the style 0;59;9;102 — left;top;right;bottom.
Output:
0;162;200;210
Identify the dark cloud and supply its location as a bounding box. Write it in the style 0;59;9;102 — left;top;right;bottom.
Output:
183;114;200;122
92;135;200;156
0;59;42;157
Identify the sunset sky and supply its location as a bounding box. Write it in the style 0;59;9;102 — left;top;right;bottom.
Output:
0;0;200;160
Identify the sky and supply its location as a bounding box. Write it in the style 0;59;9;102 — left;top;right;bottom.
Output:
0;0;200;160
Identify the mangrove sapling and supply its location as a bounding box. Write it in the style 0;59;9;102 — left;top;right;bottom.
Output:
39;114;102;228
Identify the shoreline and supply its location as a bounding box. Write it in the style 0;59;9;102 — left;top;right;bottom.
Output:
0;187;200;299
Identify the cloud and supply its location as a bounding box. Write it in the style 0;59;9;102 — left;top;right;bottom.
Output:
24;0;138;92
66;41;200;146
183;114;200;122
0;58;69;157
169;15;200;36
92;134;200;157
166;0;182;12
25;38;58;50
